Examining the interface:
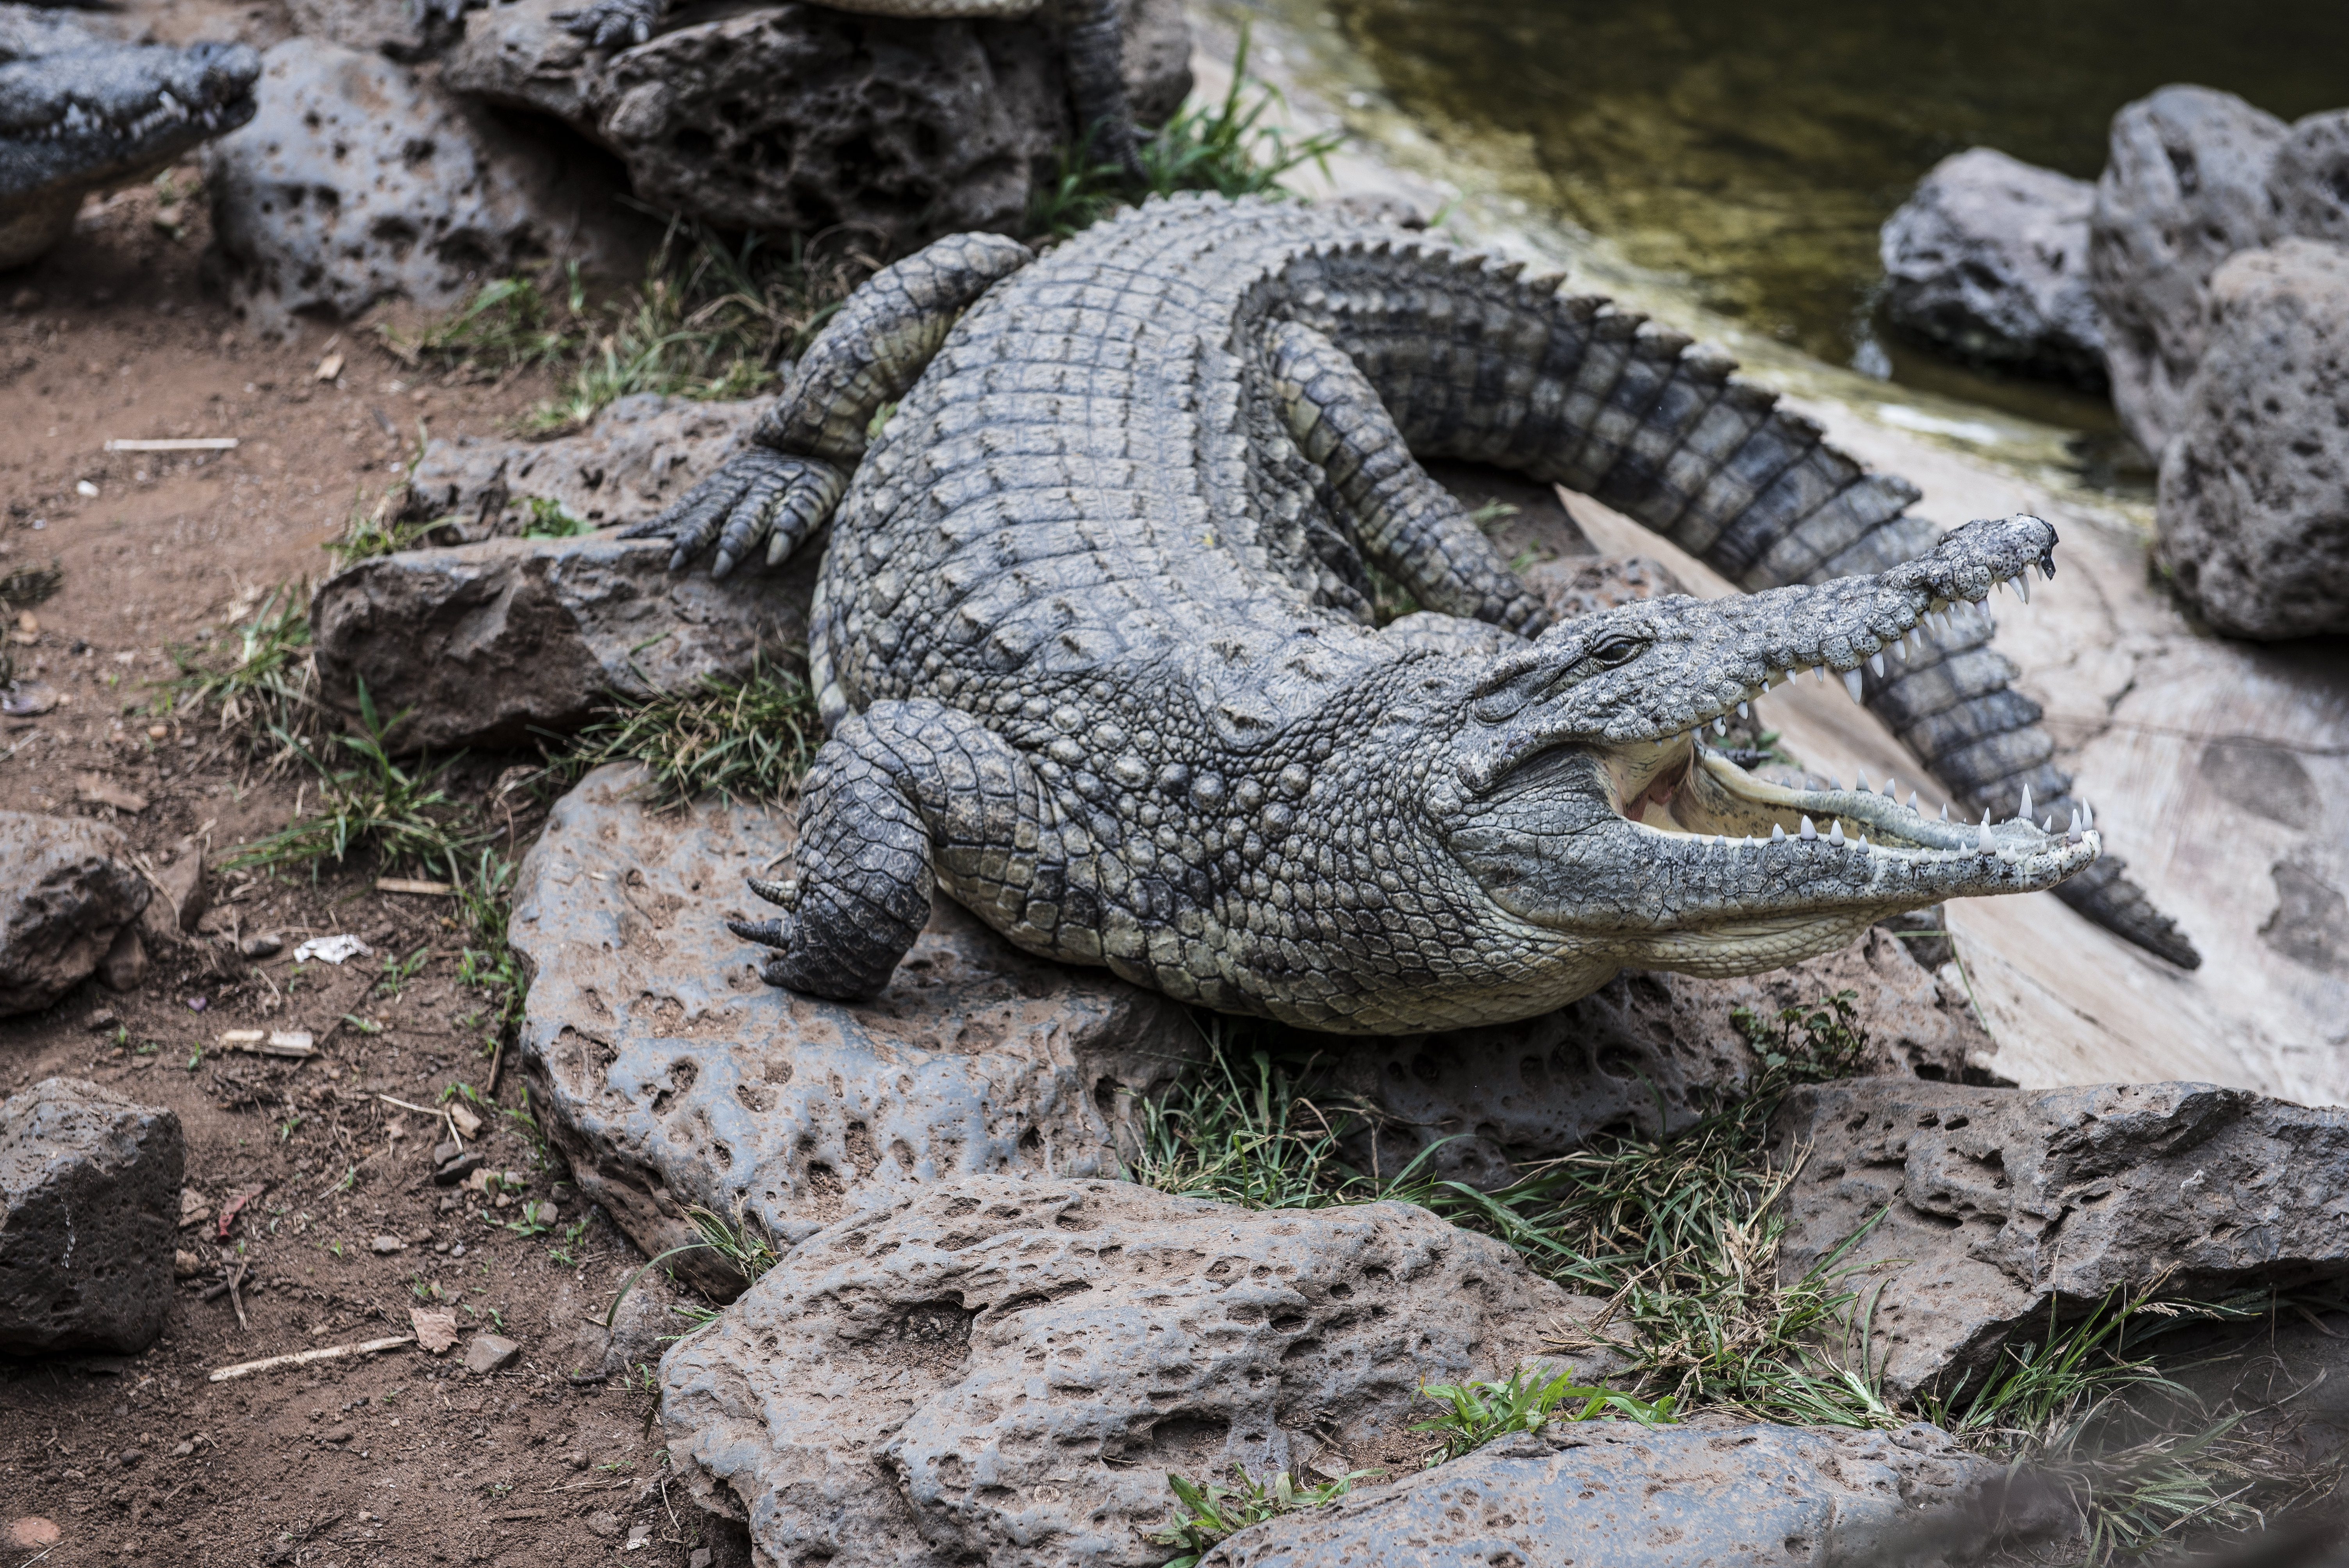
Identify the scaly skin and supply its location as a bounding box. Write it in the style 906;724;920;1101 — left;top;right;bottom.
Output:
551;0;1143;175
633;196;2126;1032
0;5;259;267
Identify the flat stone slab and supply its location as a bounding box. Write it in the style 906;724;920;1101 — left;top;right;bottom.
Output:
0;1078;184;1354
1773;1077;2349;1399
310;534;814;751
1203;1422;2016;1568
660;1174;1618;1568
512;764;1201;1295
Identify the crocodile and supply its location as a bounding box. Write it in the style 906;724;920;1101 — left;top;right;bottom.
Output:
0;5;259;268
627;194;2174;1033
551;0;1145;175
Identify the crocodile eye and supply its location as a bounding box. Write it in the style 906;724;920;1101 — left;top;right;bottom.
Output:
1588;633;1645;668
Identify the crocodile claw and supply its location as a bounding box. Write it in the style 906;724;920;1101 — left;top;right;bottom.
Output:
551;0;656;48
727;916;790;950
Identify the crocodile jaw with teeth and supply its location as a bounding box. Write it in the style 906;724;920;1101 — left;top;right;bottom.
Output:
1437;514;2097;985
0;7;260;267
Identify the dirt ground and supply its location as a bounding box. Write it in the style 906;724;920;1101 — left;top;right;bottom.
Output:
0;136;745;1566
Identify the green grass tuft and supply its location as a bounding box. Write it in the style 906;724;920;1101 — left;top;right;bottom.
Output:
1411;1365;1676;1466
1149;1466;1370;1568
1126;1025;1372;1210
162;584;323;748
564;655;823;809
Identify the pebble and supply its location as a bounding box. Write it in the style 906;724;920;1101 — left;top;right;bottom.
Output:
83;1009;118;1032
625;1523;654;1550
369;1235;405;1254
239;934;284;960
4;1518;60;1549
463;1333;521;1374
584;1511;624;1541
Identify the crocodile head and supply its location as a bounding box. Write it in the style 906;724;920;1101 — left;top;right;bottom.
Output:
1419;514;2098;992
0;7;260;267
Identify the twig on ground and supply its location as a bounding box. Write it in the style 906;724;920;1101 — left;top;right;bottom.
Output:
207;1335;413;1383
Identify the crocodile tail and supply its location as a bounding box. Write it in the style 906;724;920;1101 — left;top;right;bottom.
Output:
1294;234;2199;967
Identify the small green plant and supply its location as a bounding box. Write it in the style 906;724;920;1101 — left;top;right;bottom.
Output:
1130;1027;1370;1211
519;495;592;539
1149;1466;1370;1568
1027;25;1341;239
1411;1366;1675;1466
330;485;435;568
503;1199;561;1238
389;268;584;375
164;584;319;745
449;850;529;1049
228;680;485;875
565;656;822;807
604;1199;782;1329
340;1015;385;1036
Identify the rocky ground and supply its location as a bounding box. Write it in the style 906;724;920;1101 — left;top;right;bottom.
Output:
0;149;737;1568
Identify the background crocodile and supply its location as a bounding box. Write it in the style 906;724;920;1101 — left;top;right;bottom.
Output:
0;4;259;267
628;194;2140;1031
550;0;1146;174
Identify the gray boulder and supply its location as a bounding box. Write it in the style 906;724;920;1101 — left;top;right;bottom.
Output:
0;1078;184;1354
512;764;1203;1295
309;531;813;750
1880;147;2107;386
204;37;650;329
1327;926;1993;1191
0;812;150;1017
443;0;1191;253
660;1174;1618;1567
2088;86;2289;457
2156;238;2349;639
282;0;459;61
2270;109;2349;247
403;393;762;539
1772;1078;2349;1400
1203;1422;2020;1568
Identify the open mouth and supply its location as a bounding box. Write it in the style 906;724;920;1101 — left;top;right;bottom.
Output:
1599;542;2095;873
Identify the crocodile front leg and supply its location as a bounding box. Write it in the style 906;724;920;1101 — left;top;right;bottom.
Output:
732;700;1069;998
624;230;1034;576
552;0;663;48
1268;320;1548;636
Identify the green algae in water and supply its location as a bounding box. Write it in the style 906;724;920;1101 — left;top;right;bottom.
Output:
1329;0;2349;430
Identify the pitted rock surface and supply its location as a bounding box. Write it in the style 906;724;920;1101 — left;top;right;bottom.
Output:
1772;1078;2349;1399
204;37;650;328
0;1078;183;1353
0;811;150;1017
310;533;815;751
443;0;1190;252
1331;925;1993;1190
512;764;1201;1295
659;1174;1617;1567
403;394;765;540
1203;1422;2013;1568
1880;147;2106;387
2157;238;2349;640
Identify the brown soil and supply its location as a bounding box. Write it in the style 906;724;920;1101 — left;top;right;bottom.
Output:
0;123;740;1567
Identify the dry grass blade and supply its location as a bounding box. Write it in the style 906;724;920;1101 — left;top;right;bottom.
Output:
564;655;822;808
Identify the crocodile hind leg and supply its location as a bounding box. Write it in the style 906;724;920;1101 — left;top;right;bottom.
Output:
624;230;1034;577
1268;319;1547;636
733;699;1073;999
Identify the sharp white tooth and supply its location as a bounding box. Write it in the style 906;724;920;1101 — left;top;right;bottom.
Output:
1843;670;1865;702
1799;816;1817;840
2044;814;2055;832
1977;820;1995;853
1882;776;1897;798
2016;574;2030;604
1857;770;1873;793
1859;834;1872;853
2018;784;2033;822
1738;701;1750;718
1743;835;1758;849
1827;775;1843;791
1813;666;1827;685
1714;716;1727;735
1903;788;1916;809
1869;652;1885;677
1771;825;1786;842
1939;803;1950;821
1828;821;1845;846
2080;800;2094;831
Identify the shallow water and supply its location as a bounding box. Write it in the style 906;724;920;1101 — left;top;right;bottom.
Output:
1326;0;2349;432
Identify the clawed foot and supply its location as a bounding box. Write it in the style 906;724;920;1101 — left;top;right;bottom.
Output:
617;448;845;577
726;872;801;986
551;0;657;48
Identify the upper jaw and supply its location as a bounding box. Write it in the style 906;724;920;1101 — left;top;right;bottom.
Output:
0;41;259;183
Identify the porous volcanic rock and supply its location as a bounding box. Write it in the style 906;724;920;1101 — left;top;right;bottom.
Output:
309;532;814;750
1773;1078;2349;1399
1329;925;1992;1190
282;0;460;61
1521;554;1687;620
512;764;1202;1295
2269;109;2349;248
1880;147;2107;386
444;0;1191;253
204;37;649;328
660;1174;1618;1567
1203;1422;2018;1568
0;812;150;1017
2156;238;2349;639
2088;86;2288;457
0;1078;184;1353
403;394;763;539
